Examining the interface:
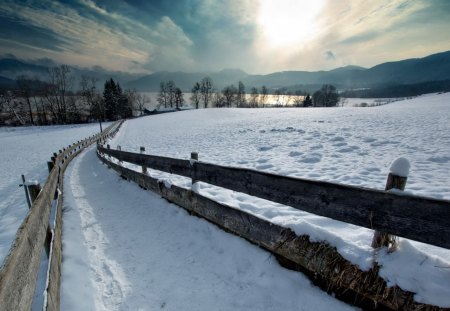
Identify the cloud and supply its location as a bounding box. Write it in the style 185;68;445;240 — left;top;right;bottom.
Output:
325;50;335;61
0;0;449;73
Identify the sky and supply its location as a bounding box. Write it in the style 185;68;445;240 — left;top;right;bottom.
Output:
0;0;449;74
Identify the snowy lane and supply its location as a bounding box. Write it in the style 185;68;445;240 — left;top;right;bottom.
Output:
61;147;357;311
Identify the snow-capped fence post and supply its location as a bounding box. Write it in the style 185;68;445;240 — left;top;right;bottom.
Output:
140;146;147;174
372;158;410;251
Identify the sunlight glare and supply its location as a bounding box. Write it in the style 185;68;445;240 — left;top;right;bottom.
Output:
258;0;325;48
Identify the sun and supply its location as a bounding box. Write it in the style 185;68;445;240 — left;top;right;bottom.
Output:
258;0;325;48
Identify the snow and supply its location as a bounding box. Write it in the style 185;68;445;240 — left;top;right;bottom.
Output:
61;147;356;311
389;157;410;177
105;92;450;307
0;123;106;265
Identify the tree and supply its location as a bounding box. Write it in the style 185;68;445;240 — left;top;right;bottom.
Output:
303;94;313;107
260;85;268;107
45;65;73;123
103;78;118;119
190;82;201;109
16;75;36;124
157;81;168;108
312;84;340;107
80;75;98;119
237;81;247;107
116;83;132;118
174;87;184;109
200;77;213;108
249;87;259;108
166;80;176;108
222;84;237;107
274;88;282;106
131;91;150;116
212;91;225;107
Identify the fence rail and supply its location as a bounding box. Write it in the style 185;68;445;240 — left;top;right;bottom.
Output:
98;145;450;250
0;121;122;311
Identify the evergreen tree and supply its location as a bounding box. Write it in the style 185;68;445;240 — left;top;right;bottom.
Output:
103;78;118;120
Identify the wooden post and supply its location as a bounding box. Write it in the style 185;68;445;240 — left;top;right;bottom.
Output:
371;172;407;251
191;152;198;161
140;146;147;174
27;183;42;203
191;152;198;184
47;161;54;173
21;174;31;209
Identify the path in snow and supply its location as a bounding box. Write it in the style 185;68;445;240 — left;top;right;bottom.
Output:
61;147;357;311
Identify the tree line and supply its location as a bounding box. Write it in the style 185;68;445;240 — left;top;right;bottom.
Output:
0;65;149;126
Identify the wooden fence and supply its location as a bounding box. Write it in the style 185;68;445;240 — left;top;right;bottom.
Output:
0;121;123;311
98;146;450;250
97;145;450;310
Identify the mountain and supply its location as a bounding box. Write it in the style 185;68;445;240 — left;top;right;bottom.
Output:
1;51;449;93
0;75;16;89
0;58;144;87
124;51;450;92
0;59;48;78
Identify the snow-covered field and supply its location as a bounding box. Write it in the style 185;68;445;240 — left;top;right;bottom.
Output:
101;92;450;307
0;123;104;264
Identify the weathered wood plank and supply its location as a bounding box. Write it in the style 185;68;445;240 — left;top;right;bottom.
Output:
193;162;450;249
99;153;444;310
98;146;191;178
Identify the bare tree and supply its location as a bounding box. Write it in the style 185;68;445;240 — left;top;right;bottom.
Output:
249;87;259;108
45;65;73;123
222;84;237;107
80;75;98;118
190;82;201;109
174;88;184;109
260;85;268;107
16;75;35;124
0;92;26;125
211;91;224;107
135;92;150;116
237;81;247;107
157;81;168;108
200;77;213;108
166;80;176;108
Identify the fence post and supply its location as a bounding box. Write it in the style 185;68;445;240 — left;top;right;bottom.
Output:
191;152;198;185
47;161;54;173
21;174;32;209
372;158;410;251
140;146;147;174
27;183;42;203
